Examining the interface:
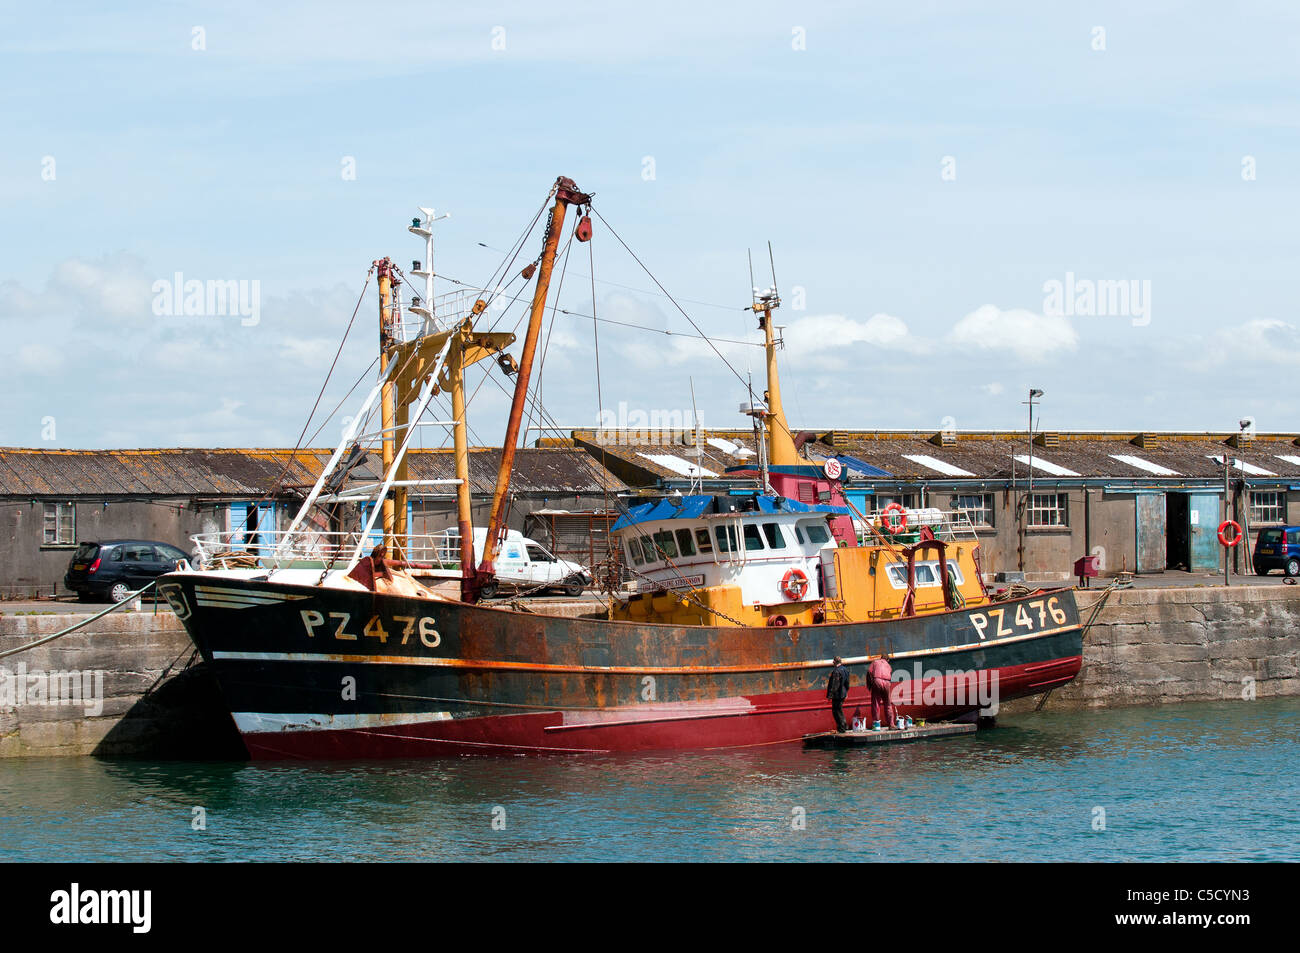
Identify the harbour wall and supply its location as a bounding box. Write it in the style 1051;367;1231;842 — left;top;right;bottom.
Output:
0;607;243;758
1004;584;1300;713
2;587;1298;756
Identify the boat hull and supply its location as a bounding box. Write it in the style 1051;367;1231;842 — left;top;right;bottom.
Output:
159;573;1083;759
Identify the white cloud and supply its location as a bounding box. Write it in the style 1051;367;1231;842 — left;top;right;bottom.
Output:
948;304;1078;362
1210;318;1300;364
782;312;927;358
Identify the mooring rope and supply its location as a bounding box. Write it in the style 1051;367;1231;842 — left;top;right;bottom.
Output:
0;583;158;660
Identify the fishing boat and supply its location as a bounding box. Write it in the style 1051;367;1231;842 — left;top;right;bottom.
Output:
159;176;1083;758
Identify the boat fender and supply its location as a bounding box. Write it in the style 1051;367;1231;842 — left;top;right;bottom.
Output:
780;568;809;601
1218;520;1242;547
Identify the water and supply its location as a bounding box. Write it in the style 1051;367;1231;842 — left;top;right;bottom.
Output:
2;698;1296;862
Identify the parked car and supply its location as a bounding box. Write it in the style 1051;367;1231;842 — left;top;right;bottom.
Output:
63;540;193;603
1253;526;1300;576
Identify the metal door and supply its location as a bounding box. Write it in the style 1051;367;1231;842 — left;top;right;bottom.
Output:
1136;493;1166;573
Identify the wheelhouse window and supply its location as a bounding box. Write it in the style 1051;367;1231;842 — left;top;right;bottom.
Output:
714;525;737;553
742;523;765;552
1028;493;1068;527
43;502;75;545
694;528;713;554
652;529;678;559
1250;490;1284;525
798;520;831;545
954;493;994;528
761;522;786;550
627;538;645;565
884;560;964;588
674;528;696;557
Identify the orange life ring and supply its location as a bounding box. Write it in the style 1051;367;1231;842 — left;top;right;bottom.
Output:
1218;520;1242;547
880;502;908;534
780;568;809;601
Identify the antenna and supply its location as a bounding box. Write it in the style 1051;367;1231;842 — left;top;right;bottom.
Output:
689;377;702;495
747;248;757;306
767;241;778;295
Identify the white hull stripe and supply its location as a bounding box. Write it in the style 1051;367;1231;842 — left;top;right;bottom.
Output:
233;711;452;733
195;585;310;609
210;623;1078;675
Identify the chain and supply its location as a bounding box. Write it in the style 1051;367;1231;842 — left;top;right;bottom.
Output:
619;563;748;627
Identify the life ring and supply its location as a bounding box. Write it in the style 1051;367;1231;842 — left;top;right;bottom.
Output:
780;568;809;601
1218;520;1242;547
880;502;908;534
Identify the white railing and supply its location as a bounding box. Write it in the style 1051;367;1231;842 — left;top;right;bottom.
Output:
855;508;985;545
191;529;469;573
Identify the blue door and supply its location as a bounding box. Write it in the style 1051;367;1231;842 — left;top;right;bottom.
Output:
1188;493;1220;572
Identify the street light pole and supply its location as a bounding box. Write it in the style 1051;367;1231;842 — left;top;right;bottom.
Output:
1019;388;1043;574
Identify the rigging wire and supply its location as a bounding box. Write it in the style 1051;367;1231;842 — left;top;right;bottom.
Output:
474;240;745;313
258;268;373;504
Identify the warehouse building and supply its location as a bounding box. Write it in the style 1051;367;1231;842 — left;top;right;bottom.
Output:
0;447;623;597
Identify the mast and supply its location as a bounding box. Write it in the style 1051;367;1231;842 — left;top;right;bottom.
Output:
449;321;475;600
752;287;799;467
476;176;591;593
376;257;399;549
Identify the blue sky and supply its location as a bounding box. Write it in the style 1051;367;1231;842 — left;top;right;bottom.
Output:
3;2;1300;449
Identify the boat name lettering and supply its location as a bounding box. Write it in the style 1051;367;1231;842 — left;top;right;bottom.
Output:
300;610;441;648
968;598;1066;641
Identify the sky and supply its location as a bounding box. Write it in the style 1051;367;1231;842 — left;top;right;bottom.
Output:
3;1;1300;450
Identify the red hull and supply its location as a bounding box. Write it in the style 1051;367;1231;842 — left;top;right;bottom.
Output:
240;653;1081;759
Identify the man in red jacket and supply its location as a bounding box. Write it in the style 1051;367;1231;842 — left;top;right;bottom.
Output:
868;655;897;729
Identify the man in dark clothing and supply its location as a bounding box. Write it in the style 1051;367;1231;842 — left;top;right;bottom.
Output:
826;656;850;732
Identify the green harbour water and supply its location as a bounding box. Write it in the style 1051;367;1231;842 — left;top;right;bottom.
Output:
1;697;1296;862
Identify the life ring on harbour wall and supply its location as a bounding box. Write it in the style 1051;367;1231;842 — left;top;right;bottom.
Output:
781;568;810;601
1218;520;1242;547
880;502;908;534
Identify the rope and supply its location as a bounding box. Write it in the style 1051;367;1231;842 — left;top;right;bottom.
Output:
1079;580;1120;637
0;583;157;660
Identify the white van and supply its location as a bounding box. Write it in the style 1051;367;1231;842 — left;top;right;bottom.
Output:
432;528;591;598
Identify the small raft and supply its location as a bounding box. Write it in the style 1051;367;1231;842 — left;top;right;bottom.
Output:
803;722;977;748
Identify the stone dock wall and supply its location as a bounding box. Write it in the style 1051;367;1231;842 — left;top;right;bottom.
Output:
0;607;242;758
1006;584;1300;713
3;586;1299;756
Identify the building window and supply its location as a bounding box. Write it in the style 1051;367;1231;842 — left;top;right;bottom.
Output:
877;493;919;512
43;502;75;545
1028;493;1068;528
953;493;995;527
1250;490;1284;524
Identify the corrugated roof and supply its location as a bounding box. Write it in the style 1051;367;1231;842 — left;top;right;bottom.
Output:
0;447;624;498
565;429;1300;485
811;431;1300;482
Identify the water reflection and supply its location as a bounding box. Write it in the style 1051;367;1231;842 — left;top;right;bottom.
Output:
1;697;1295;862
